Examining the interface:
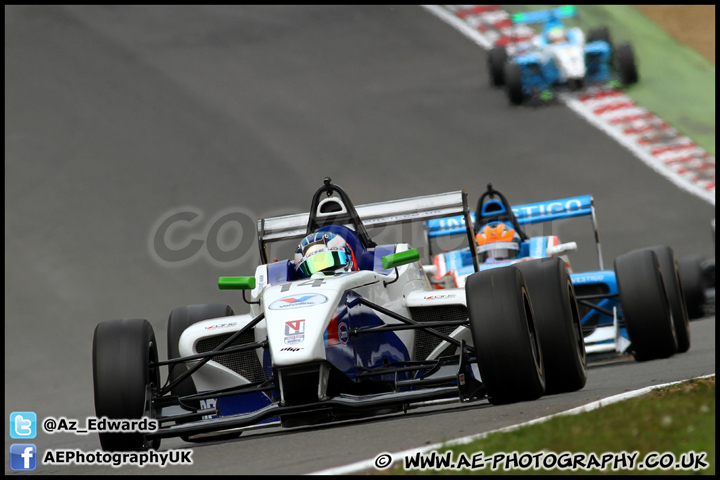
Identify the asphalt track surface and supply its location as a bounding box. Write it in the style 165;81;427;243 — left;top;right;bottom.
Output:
4;5;715;475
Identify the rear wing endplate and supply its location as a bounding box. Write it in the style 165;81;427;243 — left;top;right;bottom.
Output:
258;190;481;271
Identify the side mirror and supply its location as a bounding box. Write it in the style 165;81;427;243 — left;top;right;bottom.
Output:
218;276;256;290
382;248;420;270
547;242;577;256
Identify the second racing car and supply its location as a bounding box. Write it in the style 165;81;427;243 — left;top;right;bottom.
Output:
425;184;691;361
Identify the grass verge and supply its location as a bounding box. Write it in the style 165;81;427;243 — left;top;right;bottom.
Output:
385;376;715;475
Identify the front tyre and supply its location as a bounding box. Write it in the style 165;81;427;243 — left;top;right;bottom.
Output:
614;248;677;361
514;258;587;394
466;266;545;405
93;318;160;451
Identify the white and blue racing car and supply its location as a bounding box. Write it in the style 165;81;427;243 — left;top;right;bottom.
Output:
488;5;639;104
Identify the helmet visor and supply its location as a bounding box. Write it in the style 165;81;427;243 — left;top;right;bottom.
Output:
298;250;351;277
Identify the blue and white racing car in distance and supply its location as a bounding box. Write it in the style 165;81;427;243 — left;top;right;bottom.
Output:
487;5;639;104
424;184;690;361
92;178;586;451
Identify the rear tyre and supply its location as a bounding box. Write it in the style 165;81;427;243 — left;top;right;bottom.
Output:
167;304;237;441
650;246;690;353
678;255;706;319
616;43;638;85
514;258;587;394
587;26;612;50
93;318;160;451
614;248;677;361
488;45;508;87
505;62;524;105
465;266;545;405
167;304;235;403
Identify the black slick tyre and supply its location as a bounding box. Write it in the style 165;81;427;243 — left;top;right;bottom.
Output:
587;26;613;52
465;266;545;405
616;43;638;85
488;45;508;87
614;248;677;361
505;62;524;105
93;318;160;451
678;255;706;319
514;258;587;393
649;246;690;353
167;304;237;442
167;303;235;404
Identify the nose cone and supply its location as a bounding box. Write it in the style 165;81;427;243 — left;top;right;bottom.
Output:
264;287;336;367
554;46;586;80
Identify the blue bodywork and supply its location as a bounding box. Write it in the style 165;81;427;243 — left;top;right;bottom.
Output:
512;43;612;91
570;270;626;346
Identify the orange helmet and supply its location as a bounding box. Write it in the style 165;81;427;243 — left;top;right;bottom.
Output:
476;222;520;262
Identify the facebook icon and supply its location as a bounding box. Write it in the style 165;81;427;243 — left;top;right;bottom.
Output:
10;444;37;471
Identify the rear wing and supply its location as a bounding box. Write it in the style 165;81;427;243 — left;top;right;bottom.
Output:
511;5;577;25
513;195;594;224
258;190;481;272
425;194;605;269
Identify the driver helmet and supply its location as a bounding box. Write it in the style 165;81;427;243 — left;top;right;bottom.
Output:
294;231;355;278
547;27;567;43
476;222;521;262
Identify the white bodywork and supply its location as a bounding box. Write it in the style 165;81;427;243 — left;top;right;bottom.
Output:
534;27;587;83
178;243;473;393
549;44;585;82
176;188;481;404
583;306;631;355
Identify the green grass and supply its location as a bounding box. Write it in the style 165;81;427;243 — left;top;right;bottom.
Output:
502;5;715;156
384;376;715;475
